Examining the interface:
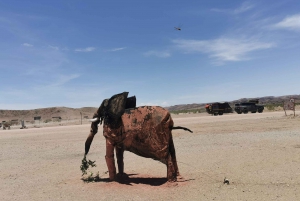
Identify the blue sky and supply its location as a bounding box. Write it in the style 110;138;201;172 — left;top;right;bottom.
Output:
0;0;300;109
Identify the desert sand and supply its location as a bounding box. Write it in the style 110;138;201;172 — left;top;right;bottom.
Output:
1;111;300;201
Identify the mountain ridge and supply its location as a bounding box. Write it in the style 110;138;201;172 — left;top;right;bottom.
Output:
0;94;299;122
165;94;300;111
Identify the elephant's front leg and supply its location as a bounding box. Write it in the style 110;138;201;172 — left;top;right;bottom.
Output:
105;139;116;181
116;145;124;174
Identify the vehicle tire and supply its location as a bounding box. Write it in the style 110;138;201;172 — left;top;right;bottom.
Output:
258;110;263;113
218;112;223;115
237;111;242;114
251;111;257;113
243;110;248;114
213;113;218;116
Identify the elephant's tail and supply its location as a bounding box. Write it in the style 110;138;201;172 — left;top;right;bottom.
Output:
171;126;193;133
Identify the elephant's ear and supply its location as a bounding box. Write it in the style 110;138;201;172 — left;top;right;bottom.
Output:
96;99;109;117
107;92;129;121
125;96;136;109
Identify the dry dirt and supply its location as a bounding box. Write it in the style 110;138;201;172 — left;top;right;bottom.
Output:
1;111;300;201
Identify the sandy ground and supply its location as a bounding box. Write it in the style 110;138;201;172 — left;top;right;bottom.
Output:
1;111;300;201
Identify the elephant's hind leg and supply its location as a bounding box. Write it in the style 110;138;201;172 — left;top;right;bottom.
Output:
169;137;180;176
167;153;177;182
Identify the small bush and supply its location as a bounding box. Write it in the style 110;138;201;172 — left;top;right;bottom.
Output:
44;119;52;123
266;104;275;111
80;155;97;176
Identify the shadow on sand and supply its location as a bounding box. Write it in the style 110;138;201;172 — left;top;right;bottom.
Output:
117;174;168;186
81;173;194;186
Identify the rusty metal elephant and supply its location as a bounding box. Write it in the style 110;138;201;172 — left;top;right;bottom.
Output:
84;92;192;182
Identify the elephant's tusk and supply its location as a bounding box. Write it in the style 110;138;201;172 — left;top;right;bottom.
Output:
89;117;99;122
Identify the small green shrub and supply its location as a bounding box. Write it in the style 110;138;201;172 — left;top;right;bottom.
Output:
266;104;275;110
80;155;97;176
44;119;52;123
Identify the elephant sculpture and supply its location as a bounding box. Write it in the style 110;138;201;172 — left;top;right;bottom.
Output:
84;92;192;182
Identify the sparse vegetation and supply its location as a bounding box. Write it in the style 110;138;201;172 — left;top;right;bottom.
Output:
265;103;282;111
52;118;61;122
10;121;19;126
170;108;205;114
44;119;52;123
81;171;101;183
265;102;299;111
80;156;100;182
18;110;26;115
80;155;97;176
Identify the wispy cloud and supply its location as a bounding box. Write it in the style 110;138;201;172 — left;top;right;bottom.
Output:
74;47;96;52
210;8;229;14
176;82;247;104
234;2;255;14
138;101;169;107
106;47;126;52
172;38;274;64
211;1;254;15
48;45;59;50
50;74;80;87
273;14;300;31
20;46;70;75
144;50;171;58
22;43;33;47
47;45;69;51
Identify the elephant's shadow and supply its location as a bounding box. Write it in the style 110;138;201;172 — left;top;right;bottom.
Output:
82;173;168;186
117;174;168;186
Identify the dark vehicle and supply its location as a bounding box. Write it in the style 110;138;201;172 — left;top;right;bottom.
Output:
2;122;11;130
234;100;264;114
0;122;2;128
205;102;233;116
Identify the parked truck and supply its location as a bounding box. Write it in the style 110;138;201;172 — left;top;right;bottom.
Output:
205;102;233;116
234;99;264;114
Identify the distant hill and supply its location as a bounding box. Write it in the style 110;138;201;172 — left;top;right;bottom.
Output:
165;95;300;111
0;94;299;122
0;107;97;123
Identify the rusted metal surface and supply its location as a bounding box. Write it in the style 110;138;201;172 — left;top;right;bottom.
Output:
121;106;173;162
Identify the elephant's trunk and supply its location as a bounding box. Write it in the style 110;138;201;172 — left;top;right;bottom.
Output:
85;132;95;155
84;99;107;155
85;118;100;155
